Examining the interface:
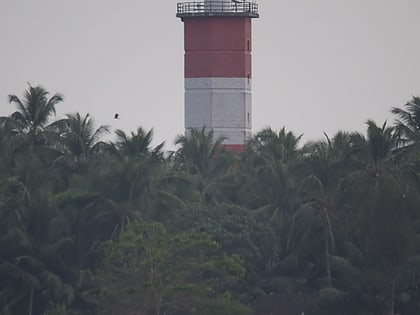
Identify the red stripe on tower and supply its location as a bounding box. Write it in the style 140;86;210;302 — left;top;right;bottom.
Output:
177;1;259;153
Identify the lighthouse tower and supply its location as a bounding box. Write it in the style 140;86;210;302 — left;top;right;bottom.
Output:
176;0;259;153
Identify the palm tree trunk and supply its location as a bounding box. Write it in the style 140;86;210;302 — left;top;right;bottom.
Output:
28;286;34;315
322;206;334;288
384;279;395;315
324;229;332;288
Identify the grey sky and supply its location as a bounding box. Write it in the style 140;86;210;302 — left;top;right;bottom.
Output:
1;0;420;150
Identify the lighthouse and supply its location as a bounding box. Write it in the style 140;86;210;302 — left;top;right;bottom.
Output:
176;0;259;153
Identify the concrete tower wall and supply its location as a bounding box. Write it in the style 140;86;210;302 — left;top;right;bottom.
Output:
183;16;253;149
184;17;252;77
177;0;258;153
185;77;251;145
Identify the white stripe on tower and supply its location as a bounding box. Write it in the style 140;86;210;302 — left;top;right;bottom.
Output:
177;0;259;153
185;77;252;145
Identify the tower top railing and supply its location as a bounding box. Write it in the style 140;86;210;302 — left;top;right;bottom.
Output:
176;1;259;19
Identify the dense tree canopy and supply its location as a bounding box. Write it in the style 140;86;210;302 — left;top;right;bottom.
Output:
1;86;420;315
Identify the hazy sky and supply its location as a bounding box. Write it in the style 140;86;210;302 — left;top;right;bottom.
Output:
1;0;420;150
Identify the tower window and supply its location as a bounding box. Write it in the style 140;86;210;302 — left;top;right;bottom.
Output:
247;39;250;51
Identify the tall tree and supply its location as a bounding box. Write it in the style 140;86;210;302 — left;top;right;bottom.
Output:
341;120;419;315
291;132;353;289
85;221;250;315
53;113;109;157
112;127;164;159
0;175;76;315
391;96;420;147
1;84;63;146
51;113;109;175
0;122;15;178
174;128;237;202
246;127;303;164
239;127;303;222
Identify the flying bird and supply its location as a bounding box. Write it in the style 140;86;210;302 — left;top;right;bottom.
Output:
114;113;119;119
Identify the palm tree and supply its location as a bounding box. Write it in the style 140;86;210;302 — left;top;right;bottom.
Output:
0;173;76;315
234;128;304;295
340;120;418;315
0;122;15;179
54;113;109;157
70;126;183;242
112;127;164;159
239;127;303;221
391;96;420;147
342;120;407;195
247;127;303;164
1;84;63;146
174;127;237;202
174;127;226;173
290;131;352;289
50;113;109;174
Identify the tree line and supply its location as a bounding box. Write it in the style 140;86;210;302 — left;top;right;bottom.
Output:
1;84;420;315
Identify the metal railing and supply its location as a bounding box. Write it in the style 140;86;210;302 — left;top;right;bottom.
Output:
177;1;259;18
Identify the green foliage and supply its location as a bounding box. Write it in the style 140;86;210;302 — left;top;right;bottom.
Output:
2;85;420;314
311;287;350;315
166;203;278;292
85;221;249;314
43;303;68;315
